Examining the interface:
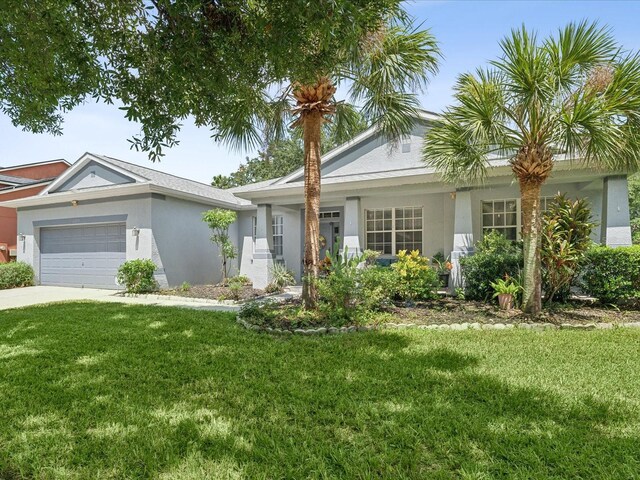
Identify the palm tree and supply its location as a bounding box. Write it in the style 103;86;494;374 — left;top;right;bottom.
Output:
424;21;640;314
219;19;439;308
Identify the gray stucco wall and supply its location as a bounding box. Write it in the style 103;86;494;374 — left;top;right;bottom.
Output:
150;195;232;287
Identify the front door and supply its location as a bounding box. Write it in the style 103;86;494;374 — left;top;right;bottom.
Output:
319;221;340;261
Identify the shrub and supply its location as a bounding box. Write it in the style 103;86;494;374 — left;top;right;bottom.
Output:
226;275;250;300
266;263;295;293
116;259;158;293
179;281;191;292
541;194;595;304
391;250;440;301
461;231;523;301
358;266;399;310
581;245;640;304
0;261;35;290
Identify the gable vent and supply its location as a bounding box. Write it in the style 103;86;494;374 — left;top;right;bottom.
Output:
401;142;411;153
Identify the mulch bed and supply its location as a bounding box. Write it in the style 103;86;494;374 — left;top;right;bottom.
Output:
159;284;264;302
390;297;640;325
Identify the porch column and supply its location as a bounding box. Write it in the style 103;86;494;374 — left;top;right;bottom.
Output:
343;196;362;257
450;189;474;289
601;175;632;247
252;203;274;289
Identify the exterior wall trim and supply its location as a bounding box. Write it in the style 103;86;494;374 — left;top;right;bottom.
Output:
33;214;128;228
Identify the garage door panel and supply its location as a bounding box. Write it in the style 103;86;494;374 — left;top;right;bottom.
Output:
40;223;126;289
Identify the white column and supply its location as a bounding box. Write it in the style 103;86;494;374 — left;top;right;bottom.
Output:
251;204;274;289
343;196;362;257
601;176;632;247
450;189;474;289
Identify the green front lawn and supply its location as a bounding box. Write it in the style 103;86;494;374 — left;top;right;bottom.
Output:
1;303;639;479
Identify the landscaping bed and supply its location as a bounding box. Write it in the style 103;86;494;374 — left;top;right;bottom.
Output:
159;283;264;302
240;296;640;331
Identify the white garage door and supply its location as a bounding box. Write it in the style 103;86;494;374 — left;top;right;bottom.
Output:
40;223;126;289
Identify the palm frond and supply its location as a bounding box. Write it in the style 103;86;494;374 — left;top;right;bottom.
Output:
348;23;440;141
424;116;493;184
331;102;366;145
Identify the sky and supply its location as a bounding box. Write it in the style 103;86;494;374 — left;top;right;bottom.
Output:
2;0;640;182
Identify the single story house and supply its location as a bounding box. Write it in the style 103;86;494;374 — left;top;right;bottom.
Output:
0;159;70;262
2;112;633;290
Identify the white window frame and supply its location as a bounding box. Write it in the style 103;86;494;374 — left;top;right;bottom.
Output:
272;215;284;261
482;196;559;241
364;206;423;256
251;215;284;262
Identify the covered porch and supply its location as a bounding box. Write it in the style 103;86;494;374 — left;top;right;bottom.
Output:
235;169;632;290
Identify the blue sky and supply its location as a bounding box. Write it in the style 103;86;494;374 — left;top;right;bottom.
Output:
2;0;640;182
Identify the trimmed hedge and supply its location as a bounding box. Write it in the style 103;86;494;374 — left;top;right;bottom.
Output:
0;261;35;290
581;245;640;304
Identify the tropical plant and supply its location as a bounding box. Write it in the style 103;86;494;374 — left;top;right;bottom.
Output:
424;21;640;314
202;209;238;281
460;231;523;301
491;276;522;297
116;259;158;294
541;194;595;303
2;2;439;311
266;263;296;293
391;250;440;301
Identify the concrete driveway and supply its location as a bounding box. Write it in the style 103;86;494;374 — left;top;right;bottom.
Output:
0;286;239;312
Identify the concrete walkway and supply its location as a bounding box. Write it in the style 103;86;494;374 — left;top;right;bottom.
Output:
0;286;241;312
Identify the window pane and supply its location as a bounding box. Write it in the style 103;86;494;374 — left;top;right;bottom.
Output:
506;212;517;226
366;210;374;220
482;201;493;214
383;219;392;230
384;209;392;220
494;213;504;226
414;218;422;229
395;208;404;219
505;228;517;241
395;219;403;230
413;207;422;218
506;200;517;212
483;214;493;227
375;210;382;220
494;201;505;213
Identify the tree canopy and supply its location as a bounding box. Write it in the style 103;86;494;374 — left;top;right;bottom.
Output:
1;0;411;159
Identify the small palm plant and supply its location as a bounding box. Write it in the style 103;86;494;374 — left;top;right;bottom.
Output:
424;21;640;314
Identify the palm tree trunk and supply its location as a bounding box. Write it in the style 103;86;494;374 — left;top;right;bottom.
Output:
520;180;543;314
302;110;323;308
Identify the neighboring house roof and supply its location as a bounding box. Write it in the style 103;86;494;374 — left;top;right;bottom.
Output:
0;158;70;172
0;174;34;186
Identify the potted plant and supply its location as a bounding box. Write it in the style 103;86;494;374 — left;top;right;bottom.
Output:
490;276;522;311
432;252;453;288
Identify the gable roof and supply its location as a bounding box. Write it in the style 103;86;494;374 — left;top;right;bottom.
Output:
0;173;34;186
4;152;251;209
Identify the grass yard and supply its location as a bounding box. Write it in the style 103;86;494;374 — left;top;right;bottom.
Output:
1;303;639;479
